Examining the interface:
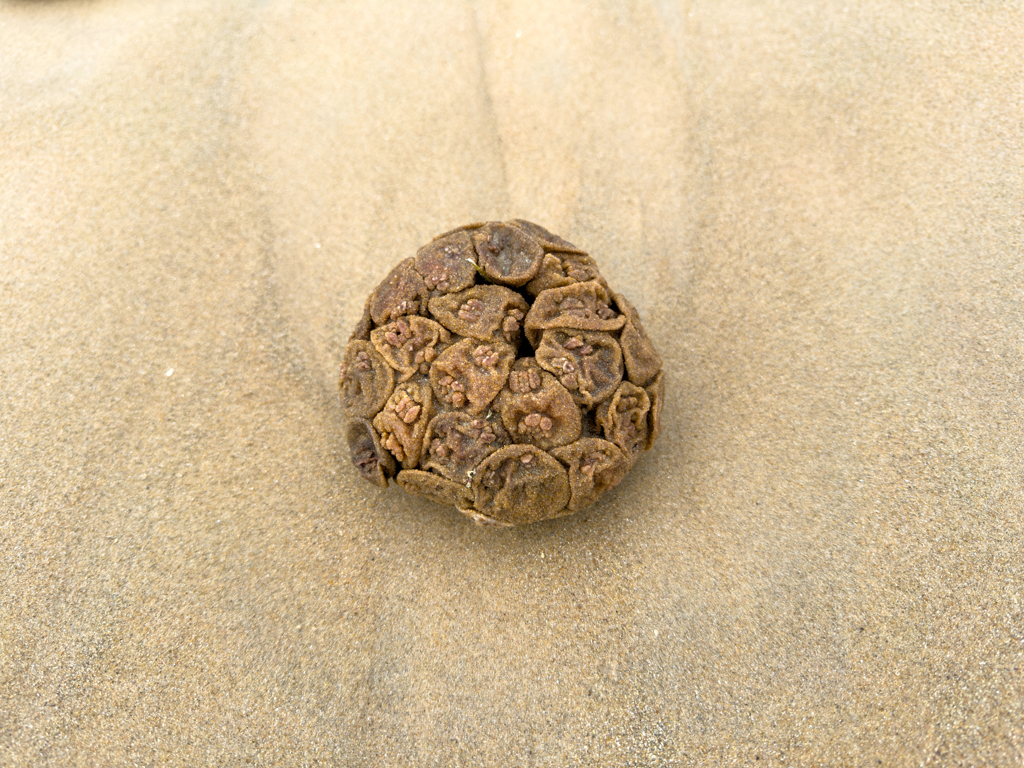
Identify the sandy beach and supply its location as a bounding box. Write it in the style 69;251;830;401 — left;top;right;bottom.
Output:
2;0;1022;764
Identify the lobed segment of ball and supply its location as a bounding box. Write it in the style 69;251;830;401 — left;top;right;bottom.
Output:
340;220;664;526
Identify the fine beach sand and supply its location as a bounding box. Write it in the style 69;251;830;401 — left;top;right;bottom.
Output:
2;1;1022;764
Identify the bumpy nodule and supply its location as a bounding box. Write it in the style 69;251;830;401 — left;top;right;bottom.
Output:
340;220;664;527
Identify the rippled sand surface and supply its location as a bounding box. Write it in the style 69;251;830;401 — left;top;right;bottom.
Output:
2;1;1022;764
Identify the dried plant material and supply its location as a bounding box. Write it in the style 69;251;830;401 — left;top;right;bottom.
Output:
472;222;545;287
370;316;451;382
525;251;607;296
506;356;545;395
414;230;479;295
550;438;630;511
430;338;515;413
613;292;663;387
422;411;510;486
350;296;373;341
457;508;514;527
497;362;581;450
368;257;428;325
428;285;529;346
340;340;394;419
472;445;571;525
523;281;625;347
535;329;623;408
644;370;665;451
397;469;473;508
347;419;396;489
511;219;586;254
596;381;651;462
372;380;434;469
341;221;664;526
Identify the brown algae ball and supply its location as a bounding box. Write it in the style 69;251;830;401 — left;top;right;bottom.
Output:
340;220;664;527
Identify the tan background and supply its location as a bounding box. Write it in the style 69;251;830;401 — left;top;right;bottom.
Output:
2;0;1022;765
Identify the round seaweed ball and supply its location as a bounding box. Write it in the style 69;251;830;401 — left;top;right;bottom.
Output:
340;220;664;527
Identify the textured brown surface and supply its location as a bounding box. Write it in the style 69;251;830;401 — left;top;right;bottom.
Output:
343;219;656;525
1;0;1022;765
